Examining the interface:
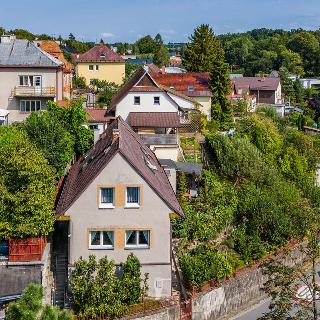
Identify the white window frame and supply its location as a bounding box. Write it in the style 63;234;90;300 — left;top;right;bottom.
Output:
88;65;94;71
95;65;99;71
134;96;140;105
154;96;160;105
125;187;140;208
188;85;194;92
125;230;150;249
99;187;115;209
89;230;114;249
19;100;42;112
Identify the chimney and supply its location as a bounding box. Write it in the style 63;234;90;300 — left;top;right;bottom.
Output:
112;128;120;142
93;129;100;144
161;66;166;74
0;34;16;43
99;39;104;46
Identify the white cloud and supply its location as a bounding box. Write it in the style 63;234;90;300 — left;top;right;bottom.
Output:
100;32;115;38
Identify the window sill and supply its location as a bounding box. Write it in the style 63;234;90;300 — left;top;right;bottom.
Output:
124;246;150;250
124;204;140;209
89;247;114;250
99;205;115;209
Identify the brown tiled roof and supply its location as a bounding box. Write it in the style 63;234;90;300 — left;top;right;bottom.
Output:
152;72;212;97
74;44;124;63
85;108;109;122
56;117;183;217
233;77;280;91
109;67;147;112
39;40;73;72
129;112;181;128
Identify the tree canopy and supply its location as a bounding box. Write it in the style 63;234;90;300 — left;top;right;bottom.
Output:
0;126;56;239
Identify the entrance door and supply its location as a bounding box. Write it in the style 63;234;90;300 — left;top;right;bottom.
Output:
34;76;42;94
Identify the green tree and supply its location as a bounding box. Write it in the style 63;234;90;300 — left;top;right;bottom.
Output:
135;35;156;54
124;63;140;82
5;284;73;320
11;29;35;41
120;253;143;305
258;222;320;320
0;127;56;239
153;44;169;67
183;24;224;72
91;80;120;106
210;59;233;128
47;100;93;157
73;76;87;88
24;111;75;177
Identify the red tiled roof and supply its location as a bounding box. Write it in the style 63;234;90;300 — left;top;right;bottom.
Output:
74;44;124;63
233;77;280;91
85;108;109;122
152;72;212;97
39;40;73;72
129;112;181;128
56;117;183;217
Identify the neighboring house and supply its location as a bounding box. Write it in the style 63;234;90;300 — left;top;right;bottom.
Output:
151;71;212;120
300;78;320;89
230;93;257;113
107;67;199;161
232;77;283;105
74;40;125;86
38;40;73;99
55;117;184;298
0;35;64;123
85;107;110;134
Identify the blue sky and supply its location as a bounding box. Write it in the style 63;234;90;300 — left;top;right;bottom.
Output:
1;0;320;43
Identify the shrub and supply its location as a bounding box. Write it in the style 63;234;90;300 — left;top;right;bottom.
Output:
179;246;233;287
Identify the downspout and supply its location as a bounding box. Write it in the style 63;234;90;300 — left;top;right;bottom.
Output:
55;69;59;102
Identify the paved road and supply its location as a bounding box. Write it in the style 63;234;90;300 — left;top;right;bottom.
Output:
232;299;270;320
232;268;320;320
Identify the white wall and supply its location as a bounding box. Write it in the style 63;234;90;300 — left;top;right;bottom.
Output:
115;92;179;122
167;93;195;110
0;68;62;122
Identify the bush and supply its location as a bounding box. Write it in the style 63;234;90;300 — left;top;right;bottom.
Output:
179;246;233;287
70;254;147;318
5;284;72;320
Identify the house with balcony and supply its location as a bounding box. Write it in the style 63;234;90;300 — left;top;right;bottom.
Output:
107;67;199;161
0;35;64;123
55;117;184;298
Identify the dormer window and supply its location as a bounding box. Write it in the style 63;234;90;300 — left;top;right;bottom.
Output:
188;85;194;92
170;85;175;89
100;54;106;59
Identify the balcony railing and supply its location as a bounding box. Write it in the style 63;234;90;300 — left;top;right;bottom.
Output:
139;134;178;145
12;86;56;97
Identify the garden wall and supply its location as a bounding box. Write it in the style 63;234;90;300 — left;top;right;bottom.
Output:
120;304;180;320
191;244;305;320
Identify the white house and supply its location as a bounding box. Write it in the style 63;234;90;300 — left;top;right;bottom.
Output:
107;67;199;161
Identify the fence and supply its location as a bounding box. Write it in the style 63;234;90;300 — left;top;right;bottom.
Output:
8;237;47;262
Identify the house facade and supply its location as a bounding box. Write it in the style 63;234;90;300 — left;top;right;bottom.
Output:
0;35;63;123
232;77;283;105
74;41;125;86
107;67;199;161
56;117;184;298
151;71;212;120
